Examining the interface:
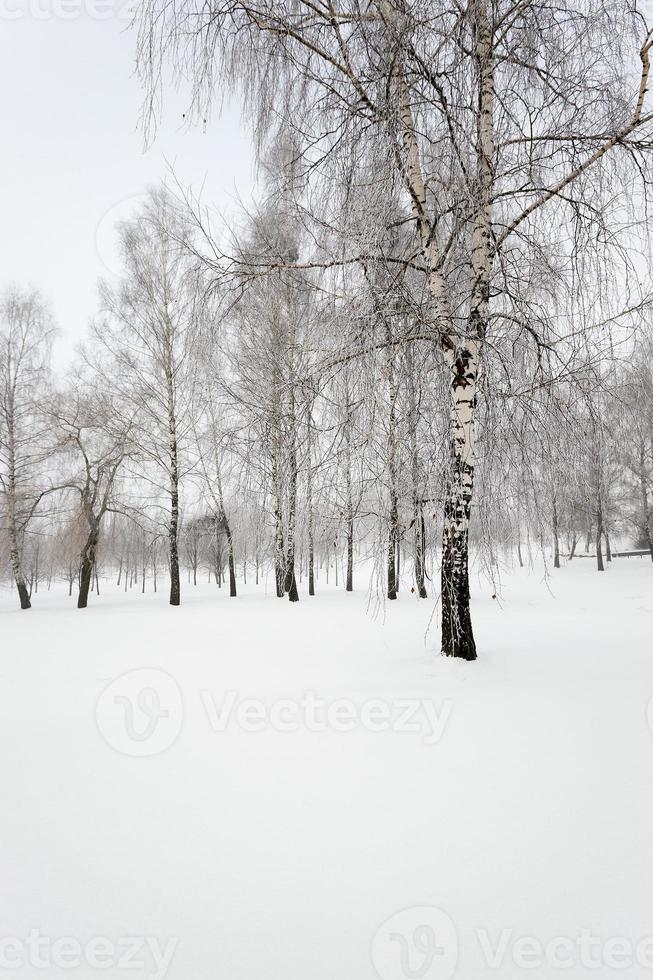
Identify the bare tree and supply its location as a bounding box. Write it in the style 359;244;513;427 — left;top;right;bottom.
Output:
95;188;199;606
0;288;56;609
50;381;132;608
136;0;653;657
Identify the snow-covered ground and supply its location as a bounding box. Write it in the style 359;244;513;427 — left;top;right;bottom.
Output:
1;557;652;980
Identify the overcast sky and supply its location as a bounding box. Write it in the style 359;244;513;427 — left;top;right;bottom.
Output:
1;2;254;365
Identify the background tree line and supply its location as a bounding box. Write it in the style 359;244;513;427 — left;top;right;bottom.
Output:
2;0;653;662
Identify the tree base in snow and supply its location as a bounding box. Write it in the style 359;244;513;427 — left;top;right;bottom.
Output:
441;561;477;660
442;633;477;661
17;582;31;610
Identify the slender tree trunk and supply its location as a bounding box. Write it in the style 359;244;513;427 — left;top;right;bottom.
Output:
415;504;427;597
284;384;299;603
223;517;237;597
5;410;31;608
307;410;316;596
167;369;181;606
386;328;398;601
395;535;400;591
552;494;560;568
211;445;237;597
407;351;427;598
596;491;605;572
345;399;354;593
169;477;181;604
639;440;653;560
272;457;285;598
307;517;315;597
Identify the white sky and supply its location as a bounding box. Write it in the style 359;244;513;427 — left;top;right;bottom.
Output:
1;1;255;366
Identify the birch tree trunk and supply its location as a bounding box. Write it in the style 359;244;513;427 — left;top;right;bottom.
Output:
440;5;494;660
5;396;31;609
596;488;605;572
284;455;299;602
386;324;398;601
167;366;181;606
407;347;427;598
344;387;354;593
271;360;286;598
307;404;316;596
8;501;31;609
214;455;237;598
639;439;653;560
440;342;479;659
284;341;299;603
273;467;285;598
397;21;492;656
224;518;237;597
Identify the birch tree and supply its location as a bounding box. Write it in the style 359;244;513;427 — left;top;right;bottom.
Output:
0;288;56;609
95;188;199;606
135;0;653;657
